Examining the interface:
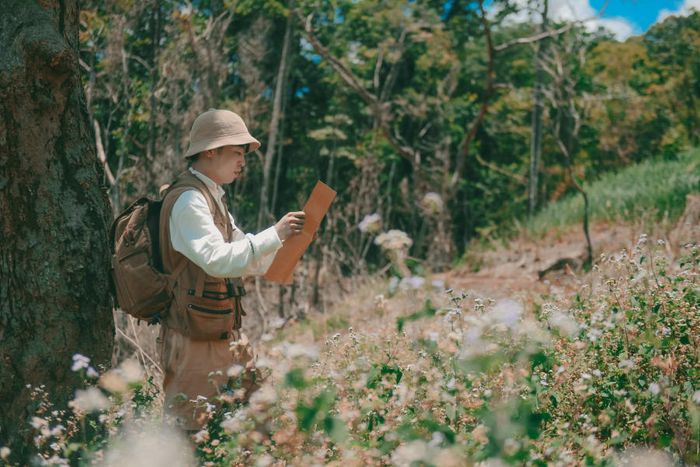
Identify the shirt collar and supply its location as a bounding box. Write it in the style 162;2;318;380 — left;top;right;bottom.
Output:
188;167;225;199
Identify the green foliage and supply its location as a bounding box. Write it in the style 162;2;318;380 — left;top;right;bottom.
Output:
396;299;437;331
9;242;699;465
80;0;700;267
528;149;700;234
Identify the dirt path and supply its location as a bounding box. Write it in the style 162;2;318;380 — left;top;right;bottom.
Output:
439;222;643;298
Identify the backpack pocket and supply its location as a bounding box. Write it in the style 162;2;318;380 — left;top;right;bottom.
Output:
112;251;169;321
185;297;235;341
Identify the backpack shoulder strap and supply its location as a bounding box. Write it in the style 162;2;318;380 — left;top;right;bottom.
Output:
159;170;231;295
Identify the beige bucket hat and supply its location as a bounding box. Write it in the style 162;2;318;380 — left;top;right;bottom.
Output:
184;109;261;158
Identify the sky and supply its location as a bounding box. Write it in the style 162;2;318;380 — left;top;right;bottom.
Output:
501;0;700;40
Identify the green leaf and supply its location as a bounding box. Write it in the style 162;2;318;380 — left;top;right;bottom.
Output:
397;299;437;332
285;368;308;389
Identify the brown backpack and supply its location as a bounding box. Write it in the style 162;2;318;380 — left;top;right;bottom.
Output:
109;171;246;324
109;195;188;324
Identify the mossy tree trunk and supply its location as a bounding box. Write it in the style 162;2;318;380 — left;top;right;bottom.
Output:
0;0;114;459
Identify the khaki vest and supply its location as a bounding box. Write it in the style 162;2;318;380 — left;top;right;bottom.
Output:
158;170;246;340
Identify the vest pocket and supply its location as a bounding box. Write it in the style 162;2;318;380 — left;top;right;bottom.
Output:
185;298;234;341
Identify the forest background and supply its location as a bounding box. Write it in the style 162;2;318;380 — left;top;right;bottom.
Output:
1;0;699;464
82;0;699;278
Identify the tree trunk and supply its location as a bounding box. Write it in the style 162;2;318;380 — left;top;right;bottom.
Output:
146;0;162;186
258;1;294;230
0;0;114;460
528;0;548;217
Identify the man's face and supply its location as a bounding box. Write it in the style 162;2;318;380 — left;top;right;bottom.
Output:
209;145;246;184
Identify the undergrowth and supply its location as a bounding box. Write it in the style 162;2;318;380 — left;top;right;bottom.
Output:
527;149;700;236
1;239;698;466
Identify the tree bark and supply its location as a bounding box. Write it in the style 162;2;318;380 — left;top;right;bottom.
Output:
146;0;162;183
529;0;548;217
0;0;114;460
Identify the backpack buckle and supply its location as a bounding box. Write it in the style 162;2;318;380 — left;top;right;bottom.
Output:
225;279;246;297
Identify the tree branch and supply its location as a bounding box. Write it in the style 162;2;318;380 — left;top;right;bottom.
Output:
495;23;573;52
295;9;417;163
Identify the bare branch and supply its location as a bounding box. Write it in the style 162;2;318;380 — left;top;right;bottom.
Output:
495;23;573;52
94;119;115;186
475;153;527;185
295;9;416;163
495;0;612;53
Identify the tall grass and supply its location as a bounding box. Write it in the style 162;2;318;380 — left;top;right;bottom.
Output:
528;149;700;235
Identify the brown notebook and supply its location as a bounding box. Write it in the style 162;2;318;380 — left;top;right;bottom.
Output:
264;181;336;284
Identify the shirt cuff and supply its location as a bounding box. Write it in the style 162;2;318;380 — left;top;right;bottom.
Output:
248;226;282;257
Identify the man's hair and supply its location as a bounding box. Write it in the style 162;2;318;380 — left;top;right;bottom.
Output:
186;153;200;167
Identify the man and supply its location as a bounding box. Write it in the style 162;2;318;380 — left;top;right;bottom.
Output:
157;109;304;430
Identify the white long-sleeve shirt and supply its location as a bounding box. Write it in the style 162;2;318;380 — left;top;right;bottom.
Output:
169;167;282;278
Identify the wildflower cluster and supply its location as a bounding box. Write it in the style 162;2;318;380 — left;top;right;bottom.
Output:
5;237;697;466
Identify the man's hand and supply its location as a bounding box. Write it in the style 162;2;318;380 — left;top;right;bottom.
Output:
275;211;306;241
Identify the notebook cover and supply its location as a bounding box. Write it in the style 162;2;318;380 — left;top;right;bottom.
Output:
264;181;336;284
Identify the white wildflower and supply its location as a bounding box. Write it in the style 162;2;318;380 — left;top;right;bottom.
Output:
71;353;91;372
548;310;579;337
30;417;48;429
636;233;648;246
227;365;244;378
503;438;520;456
388;276;400;294
692;390;700;405
221;411;247;434
119;359;144;384
489;299;523;328
98;359;143;394
0;447;9;460
649;383;660;396
428;431;445;447
618;359;635;369
86;367;99;379
391;440;428;465
101;423;195;466
192;429;209;444
420;192;444;215
358;213;382;234
69;388;110;413
255;454;275;467
374;229;413;251
99;370;129;394
614;446;674;467
255;357;274;369
586;328;602;342
399;276;425;290
249;386;277;412
476;458;508;467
